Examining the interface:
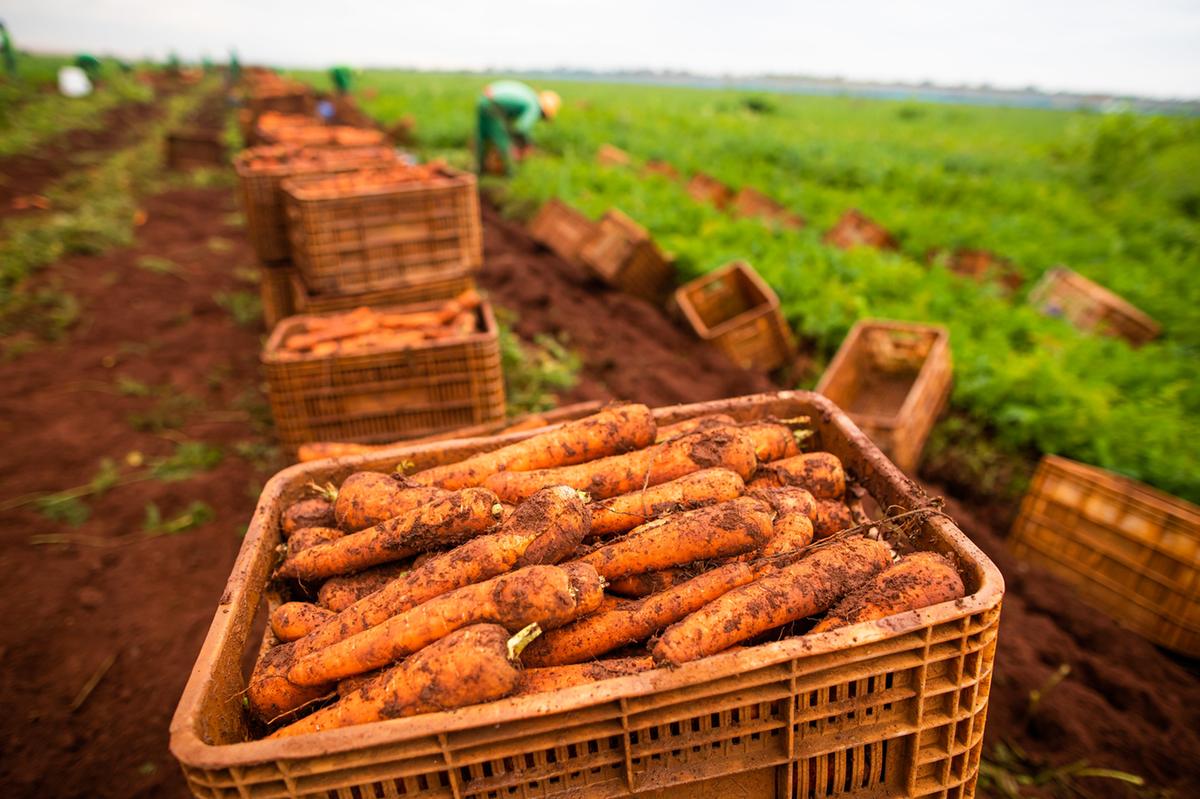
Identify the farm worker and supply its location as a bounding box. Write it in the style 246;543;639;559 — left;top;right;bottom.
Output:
75;53;101;78
475;80;560;174
0;21;16;77
330;66;353;95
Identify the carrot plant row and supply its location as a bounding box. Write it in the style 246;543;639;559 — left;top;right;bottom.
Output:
249;404;966;738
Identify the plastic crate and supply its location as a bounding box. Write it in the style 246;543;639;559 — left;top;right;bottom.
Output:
579;209;674;303
597;143;633;166
940;250;1022;293
824;209;897;251
261;300;505;453
1010;455;1199;655
283;166;482;296
1028;266;1160;347
259;263;296;331
527;199;598;264
732;187;806;229
687;172;733;209
166;129;227;170
816;320;952;473
676;261;796;372
170;391;1003;799
290;271;475;315
235;145;398;263
643;159;680;180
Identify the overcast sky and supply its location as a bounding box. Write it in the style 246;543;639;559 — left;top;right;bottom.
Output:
2;1;1198;99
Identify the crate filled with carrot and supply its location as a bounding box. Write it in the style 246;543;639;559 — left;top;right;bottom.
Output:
235;144;398;263
171;392;1002;799
262;289;505;454
282;162;482;296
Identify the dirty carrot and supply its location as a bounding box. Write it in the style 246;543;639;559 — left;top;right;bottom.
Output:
748;485;817;519
333;471;448;531
811;498;854;538
296;441;378;462
271;602;336;643
281;497;336;537
579;496;772;580
523;561;759;666
412;404;657;490
275;487;502;581
516;656;656;696
270;625;522;738
286;526;343;559
652;536;892;664
654;414;736;442
588;468;745;538
288;563;604;686
317;562;409;611
485;428;758;503
246;641;333;724
736;421;801;462
754;452;845;499
606;568;695;598
811;552;965;633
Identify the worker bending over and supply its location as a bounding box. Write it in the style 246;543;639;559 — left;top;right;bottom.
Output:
475;80;560;174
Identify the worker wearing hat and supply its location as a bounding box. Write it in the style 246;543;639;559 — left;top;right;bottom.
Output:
475;80;560;175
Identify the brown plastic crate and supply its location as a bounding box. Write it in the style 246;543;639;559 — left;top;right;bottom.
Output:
732;187;806;229
676;261;796;372
167;129;226;170
597;143;633;166
643;159;680;180
816;320;952;473
687;171;733;209
259;263;296;330
235;145;398;263
1028;266;1160;347
290;271;475;315
527;199;598;263
261;300;505;453
1010;455;1199;654
283;166;483;295
579;209;674;303
824;209;897;251
170;391;1003;799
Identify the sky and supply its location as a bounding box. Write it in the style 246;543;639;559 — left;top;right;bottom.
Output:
2;1;1198;99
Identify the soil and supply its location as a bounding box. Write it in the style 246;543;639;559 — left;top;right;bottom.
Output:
0;96;1196;798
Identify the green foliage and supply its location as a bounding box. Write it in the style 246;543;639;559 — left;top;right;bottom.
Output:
149;441;224;481
496;311;581;416
214;289;262;327
35;494;91;526
135;255;180;275
142;500;215;535
127;389;204;432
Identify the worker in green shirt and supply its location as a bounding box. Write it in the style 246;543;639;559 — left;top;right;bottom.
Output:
0;21;17;77
330;66;353;96
475;80;560;174
75;53;102;78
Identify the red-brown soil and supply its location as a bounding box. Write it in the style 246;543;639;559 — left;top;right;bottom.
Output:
0;103;1196;798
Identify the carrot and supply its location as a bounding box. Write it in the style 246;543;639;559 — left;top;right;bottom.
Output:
762;513;814;557
652;536;892;664
588;468;745;538
286;314;377;351
516;656;656;696
271;602;336;642
317;562;409;611
296;442;377;462
523;562;759;666
606;568;694;598
412;404;656;490
288;563;604;685
654;414;736;442
579;496;772;580
281;498;336;537
333;471;448;531
275;487;502;581
270;624;523;738
812;498;854;538
753;452;845;499
736;421;801;462
286;526;343;559
292;485;588;661
485;428;758;503
811;552;965;633
246;641;333;724
748;485;816;519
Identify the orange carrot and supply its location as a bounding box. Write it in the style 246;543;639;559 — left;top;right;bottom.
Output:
523;561;759;666
333;471;448;531
412;404;657;490
652;536;892;664
754;452;845;499
736;421;801;462
811;552;964;633
811;499;854;538
748;485;816;519
288;563;604;686
762;513;814;557
579;496;772;580
485;428;757;503
271;602;336;642
296;441;378;462
246;641;333;725
270;625;522;737
281;498;336;537
286;526;343;559
317;562;409;611
654;414;736;442
587;468;745;538
516;656;655;696
275;487;502;581
606;568;694;599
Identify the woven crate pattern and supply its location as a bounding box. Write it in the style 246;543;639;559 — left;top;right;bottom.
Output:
613;239;674;303
687;172;734;209
262;301;504;453
733;187;806;229
170;393;1003;799
1028;266;1161;347
291;272;475;315
1011;456;1200;654
676;261;795;372
579;210;672;302
528;199;598;264
823;210;897;251
259;263;296;330
283;168;482;295
167;130;226;170
816;321;952;473
236;145;397;263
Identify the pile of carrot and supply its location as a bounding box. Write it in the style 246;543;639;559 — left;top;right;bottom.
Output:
279;289;482;357
236;144;397;174
249;404;966;739
287;161;452;197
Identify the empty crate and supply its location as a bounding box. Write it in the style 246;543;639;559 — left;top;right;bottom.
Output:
687;172;733;209
824;209;897;251
528;199;599;263
676;261;795;372
1028;266;1160;347
579;209;674;303
732;187;805;229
